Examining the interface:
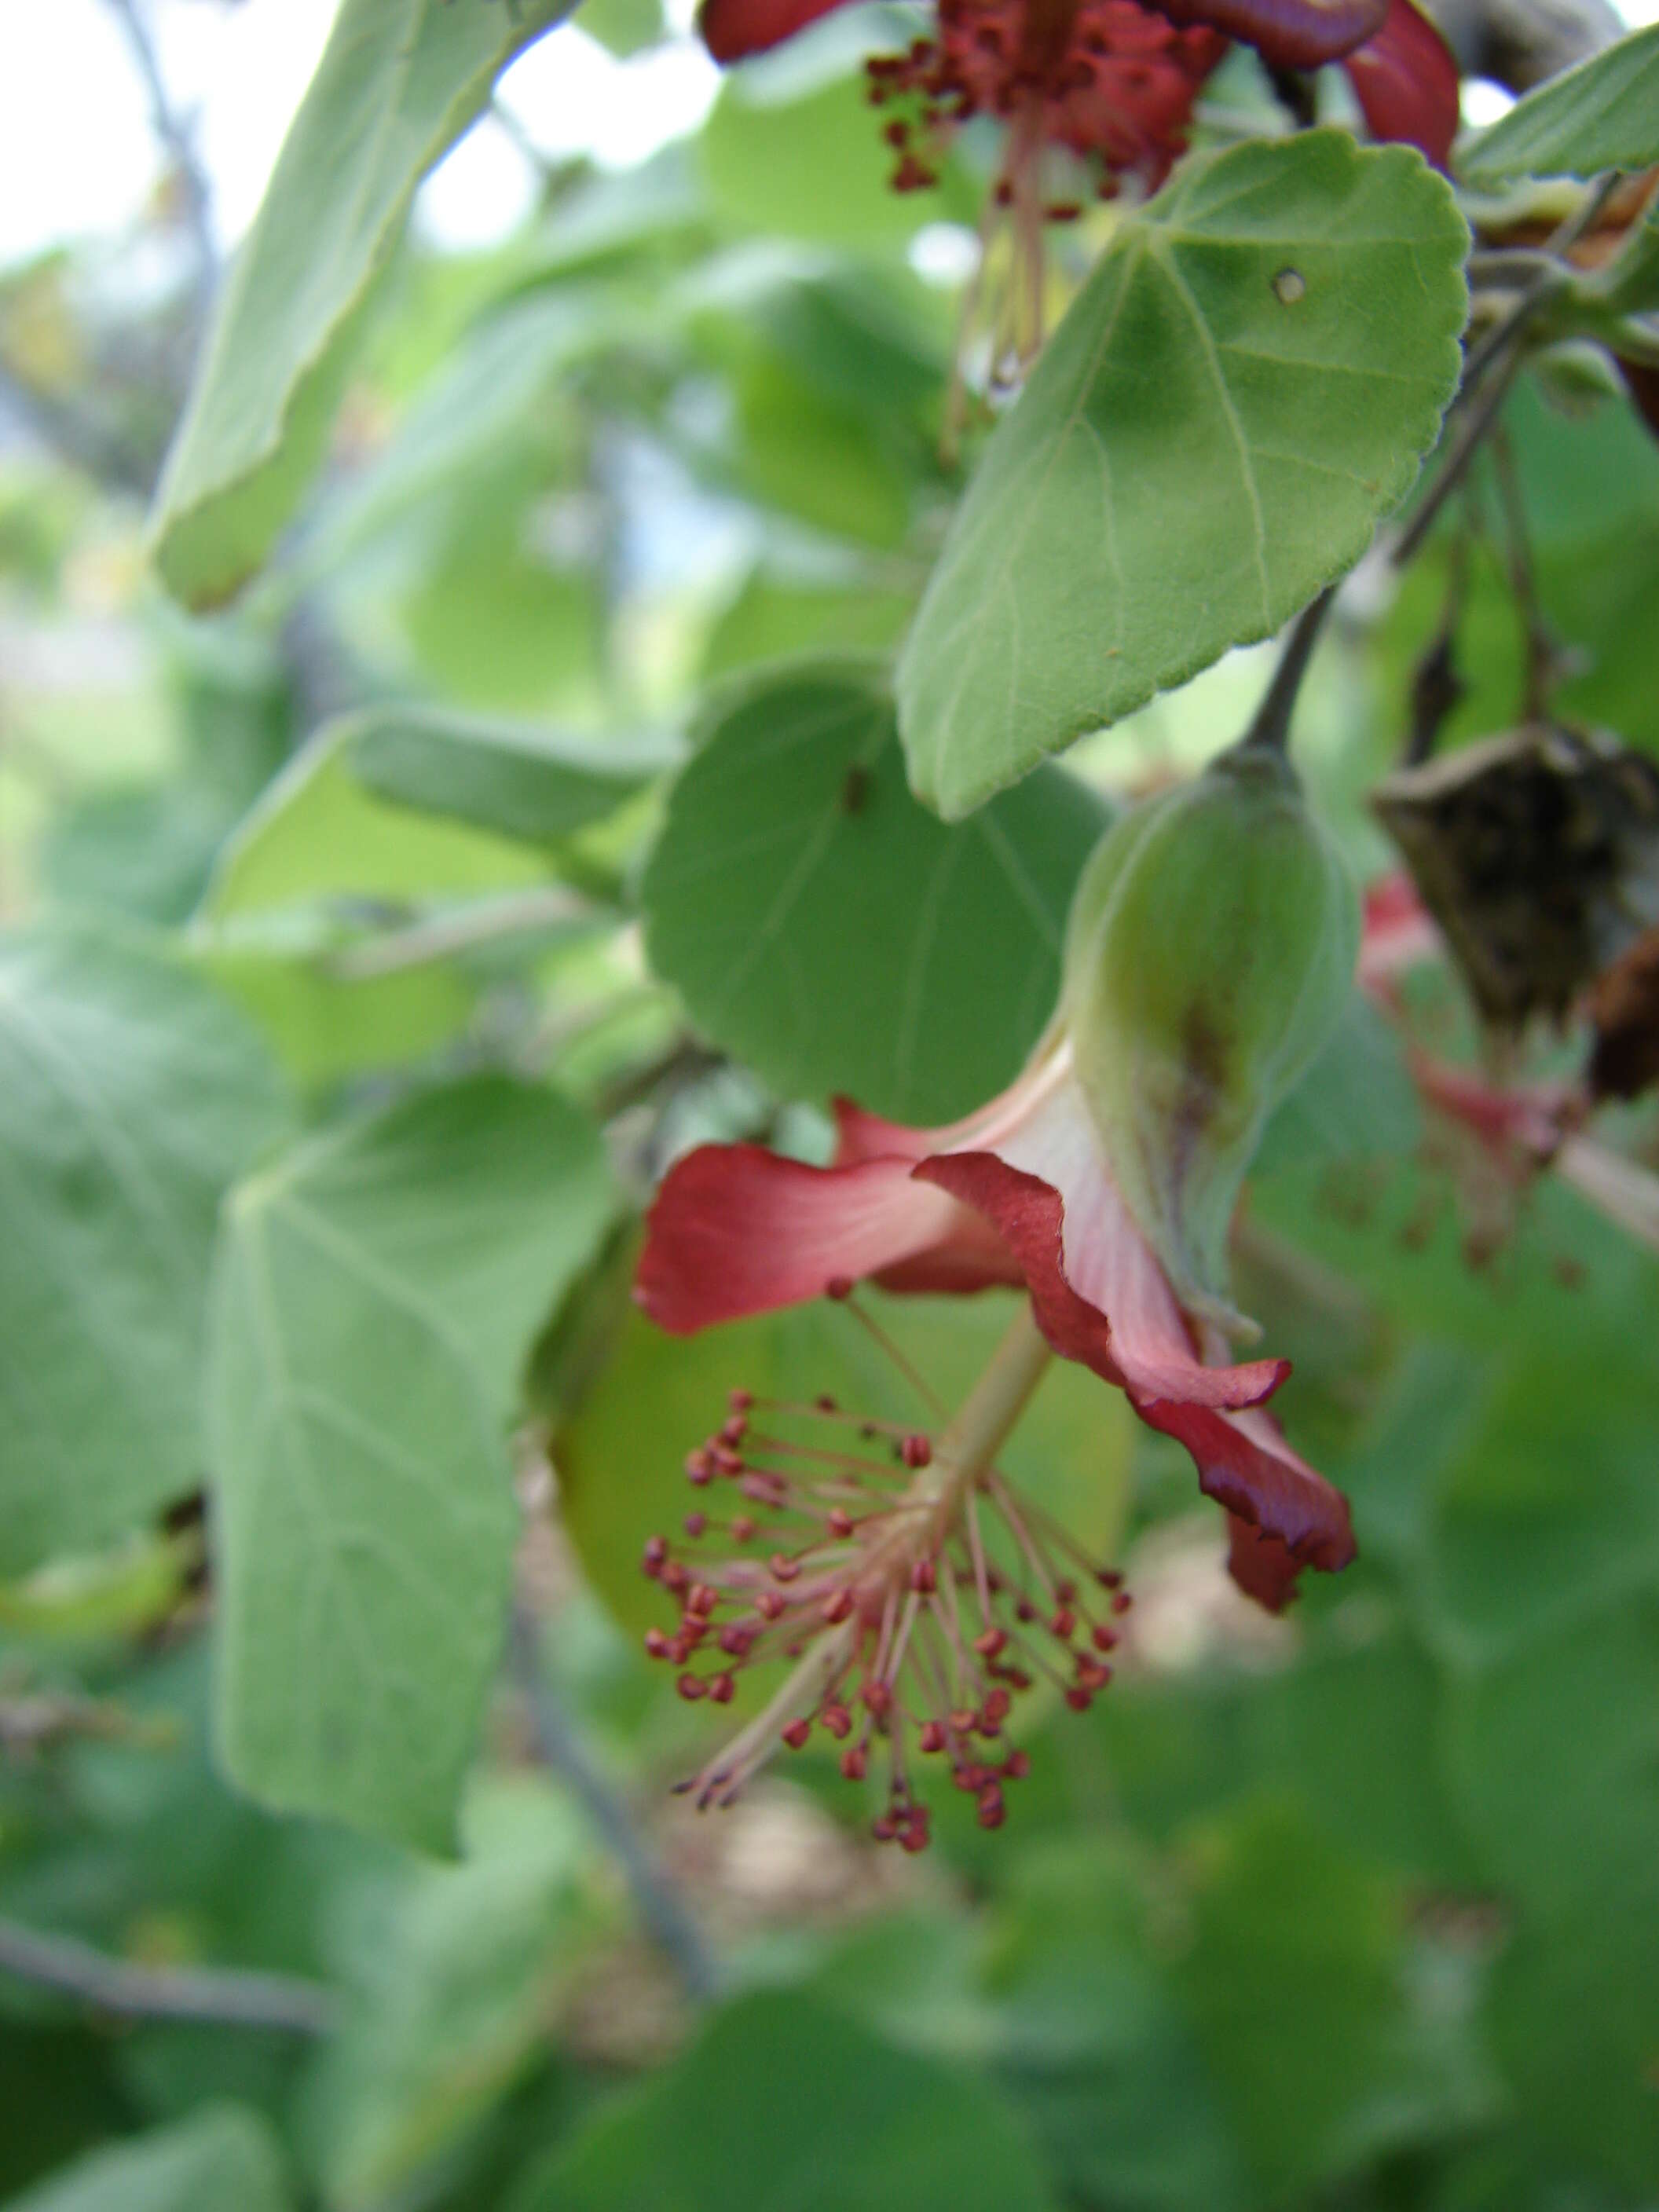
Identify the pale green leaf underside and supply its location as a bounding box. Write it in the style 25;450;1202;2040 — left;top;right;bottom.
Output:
150;0;568;610
0;925;288;1577
897;132;1468;819
643;663;1111;1122
8;2107;292;2212
200;706;668;925
199;723;551;921
210;1077;617;1851
1459;23;1659;185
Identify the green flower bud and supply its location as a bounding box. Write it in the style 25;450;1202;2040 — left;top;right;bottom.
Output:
1064;742;1360;1335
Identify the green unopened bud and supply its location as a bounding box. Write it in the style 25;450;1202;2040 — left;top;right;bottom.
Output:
1064;742;1359;1334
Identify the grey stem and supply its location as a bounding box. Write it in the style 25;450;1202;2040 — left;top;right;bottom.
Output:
509;1608;723;2005
102;0;219;324
0;1917;339;2037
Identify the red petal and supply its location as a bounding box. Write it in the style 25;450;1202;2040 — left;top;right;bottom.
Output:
1224;1512;1315;1611
917;1149;1353;1595
698;0;849;61
1155;0;1386;68
1141;1400;1357;1589
1341;0;1460;165
635;1144;1002;1333
916;1150;1286;1410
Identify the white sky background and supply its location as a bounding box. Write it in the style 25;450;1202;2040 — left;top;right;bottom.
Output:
0;0;1654;271
0;0;721;269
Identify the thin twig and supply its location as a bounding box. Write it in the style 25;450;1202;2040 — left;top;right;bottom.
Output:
1403;496;1472;764
1489;420;1558;720
103;0;219;321
0;1917;339;2037
1393;344;1525;568
509;1607;722;2005
1453;173;1621;405
1391;174;1625;573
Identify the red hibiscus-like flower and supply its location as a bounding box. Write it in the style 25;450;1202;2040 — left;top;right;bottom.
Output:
636;1024;1355;1615
699;0;1461;200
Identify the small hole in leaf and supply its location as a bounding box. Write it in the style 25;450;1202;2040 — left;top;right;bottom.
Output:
1272;267;1306;305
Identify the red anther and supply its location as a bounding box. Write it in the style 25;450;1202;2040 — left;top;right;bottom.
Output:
1111;1590;1133;1615
643;1535;668;1577
1049;1606;1076;1640
679;1621;708;1650
1016;1598;1038;1623
918;1719;947;1754
644;1628;673;1660
731;1514;757;1543
821;1702;853;1740
720;1415;749;1447
709;1672;736;1704
683;1511;706;1538
1091;1624;1119;1653
840;1744;869;1782
822;1587;855;1625
1047;200;1082;221
688;1582;719;1617
826;1507;855;1540
728;1389;754;1413
1064;1686;1093;1712
712;1446;743;1475
883;116;911;147
973;1627;1008;1659
826;1276;854;1301
661;1559;689;1594
871;1813;899;1841
815;1393;838;1412
1075;1657;1111;1691
666;1636;691;1666
981;1686;1012;1724
862;1678;893;1716
994;176;1015;205
976;1783;1005;1829
1096;1568;1123;1589
954;1761;989;1791
677;1673;707;1701
1002;1749;1031;1782
684;1450;714;1485
899;1818;931;1853
757;1591;786;1621
718;1624;753;1657
900;1433;932;1469
782;1718;812;1750
770;1555;801;1583
909;1557;937;1594
948;1708;977;1736
1056;1579;1077;1603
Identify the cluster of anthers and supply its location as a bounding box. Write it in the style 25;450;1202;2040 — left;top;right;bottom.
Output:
640;1304;1129;1849
862;0;1224;204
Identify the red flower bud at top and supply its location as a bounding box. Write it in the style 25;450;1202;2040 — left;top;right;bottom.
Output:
1063;741;1360;1331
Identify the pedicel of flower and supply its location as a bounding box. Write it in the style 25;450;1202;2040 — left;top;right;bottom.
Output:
639;1306;1126;1844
